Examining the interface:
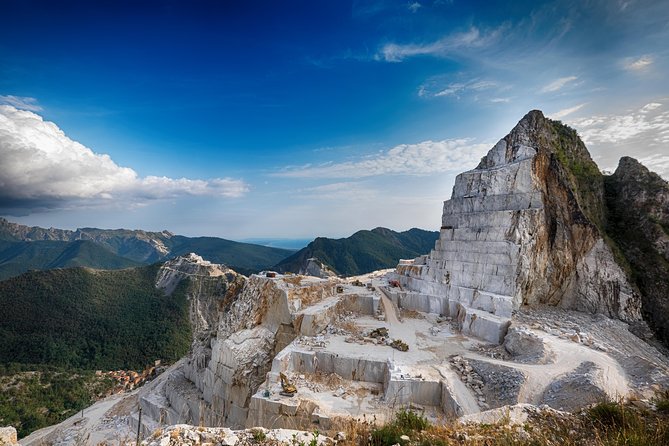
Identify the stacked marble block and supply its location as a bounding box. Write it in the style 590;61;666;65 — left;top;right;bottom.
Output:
247;347;464;428
393;141;543;344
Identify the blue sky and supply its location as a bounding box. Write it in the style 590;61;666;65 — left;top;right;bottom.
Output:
1;0;668;239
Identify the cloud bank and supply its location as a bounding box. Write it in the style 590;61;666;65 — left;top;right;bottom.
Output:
274;139;490;178
0;105;248;214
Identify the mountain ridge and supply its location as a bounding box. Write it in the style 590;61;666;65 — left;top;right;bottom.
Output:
0;218;293;279
274;226;439;276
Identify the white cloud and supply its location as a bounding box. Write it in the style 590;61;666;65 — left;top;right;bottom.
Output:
550;103;587;120
0;95;43;111
639;102;661;113
0;105;248;212
420;77;500;99
297;181;378;201
435;80;497;97
274;139;490;178
637;154;669;178
624;55;653;71
540;76;578;93
407;2;421;13
377;26;502;62
568;102;669;145
490;97;511;103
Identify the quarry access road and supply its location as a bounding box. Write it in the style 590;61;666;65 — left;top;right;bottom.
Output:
464;332;630;405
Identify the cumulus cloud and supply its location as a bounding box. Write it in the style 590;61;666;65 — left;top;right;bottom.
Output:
624;55;653;71
0;105;248;214
550;103;587;120
568;102;669;145
273;139;490;178
377;26;502;62
0;95;42;111
540;76;578;93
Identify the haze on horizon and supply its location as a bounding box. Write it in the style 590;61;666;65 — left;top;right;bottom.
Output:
0;0;667;240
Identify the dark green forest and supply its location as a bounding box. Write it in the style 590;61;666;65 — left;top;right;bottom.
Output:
0;264;192;370
275;227;439;276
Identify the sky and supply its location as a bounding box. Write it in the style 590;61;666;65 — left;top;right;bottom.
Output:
0;0;668;240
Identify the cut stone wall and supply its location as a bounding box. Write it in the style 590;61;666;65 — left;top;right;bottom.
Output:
392;111;640;343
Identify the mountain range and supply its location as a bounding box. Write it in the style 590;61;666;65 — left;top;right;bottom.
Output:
275;227;439;276
0;218;294;279
0;218;439;280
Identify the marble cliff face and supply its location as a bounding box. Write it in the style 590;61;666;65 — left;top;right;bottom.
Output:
393;110;640;343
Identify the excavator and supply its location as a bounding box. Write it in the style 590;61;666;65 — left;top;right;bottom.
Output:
279;372;297;397
388;279;402;289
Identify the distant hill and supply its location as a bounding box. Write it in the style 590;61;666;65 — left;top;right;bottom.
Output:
0;218;293;280
0;264;191;370
274;227;439;276
0;239;142;281
240;238;311;250
165;236;292;276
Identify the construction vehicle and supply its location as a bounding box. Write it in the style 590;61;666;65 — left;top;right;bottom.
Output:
279;372;297;396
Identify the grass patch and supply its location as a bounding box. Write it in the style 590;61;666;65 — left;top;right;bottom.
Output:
369;409;429;446
653;389;669;413
341;397;669;446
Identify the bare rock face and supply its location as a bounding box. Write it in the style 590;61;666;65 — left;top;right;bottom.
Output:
605;157;669;346
504;326;553;364
302;258;337;278
0;427;18;446
135;257;340;432
393;110;640;343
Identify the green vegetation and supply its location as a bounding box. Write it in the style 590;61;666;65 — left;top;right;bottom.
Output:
0;264;191;370
0;217;294;281
586;400;669;446
0;366;115;438
654;389;669;413
603;162;669;346
167;235;293;276
252;428;267;442
550;120;606;230
341;397;669;446
275;227;439;276
370;409;429;446
0;239;141;281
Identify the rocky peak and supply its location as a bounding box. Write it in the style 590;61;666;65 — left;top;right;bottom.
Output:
605;156;669;346
475;110;546;170
156;253;239;295
395;109;641;344
610;157;669;221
